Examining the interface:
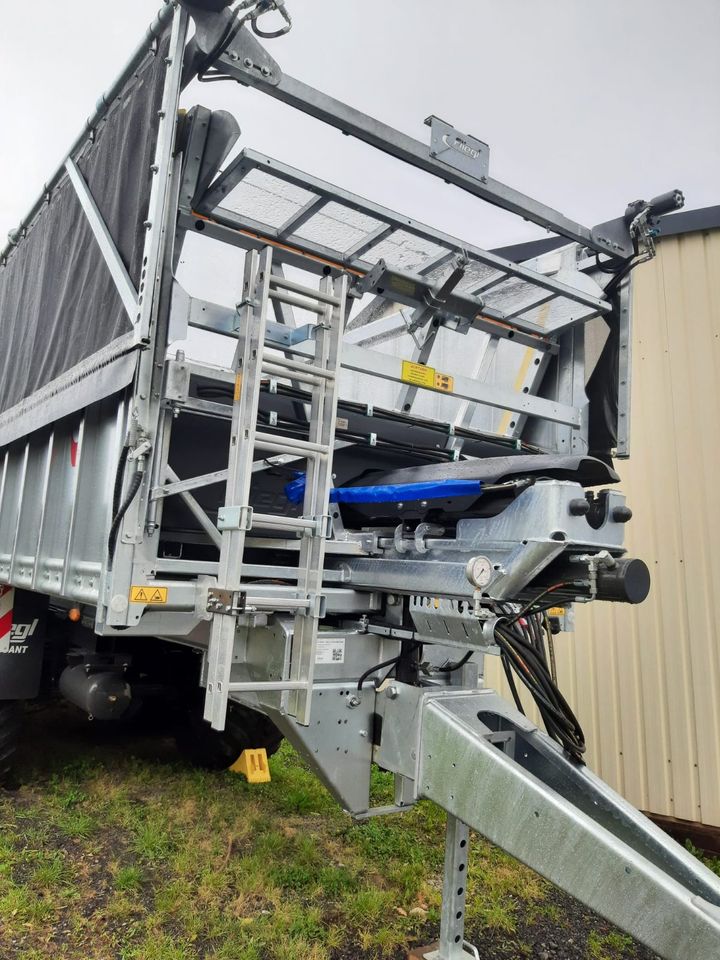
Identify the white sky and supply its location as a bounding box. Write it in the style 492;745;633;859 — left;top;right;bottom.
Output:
1;0;718;250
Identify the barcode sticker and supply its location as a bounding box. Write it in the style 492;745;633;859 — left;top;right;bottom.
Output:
315;637;346;665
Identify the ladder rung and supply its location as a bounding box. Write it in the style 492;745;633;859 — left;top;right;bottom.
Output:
262;363;323;387
262;354;336;381
269;275;341;307
227;680;310;692
246;595;311;612
268;289;327;315
254;432;329;457
251;513;319;533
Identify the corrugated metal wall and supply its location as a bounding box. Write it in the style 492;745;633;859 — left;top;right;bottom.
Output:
486;226;720;827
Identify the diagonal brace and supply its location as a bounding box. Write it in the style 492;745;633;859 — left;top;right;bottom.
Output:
65;158;139;322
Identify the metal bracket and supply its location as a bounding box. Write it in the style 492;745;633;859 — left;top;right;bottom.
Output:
425;115;490;183
221;22;283;85
206;587;247;615
308;593;327;618
164;354;190;404
217;504;254;531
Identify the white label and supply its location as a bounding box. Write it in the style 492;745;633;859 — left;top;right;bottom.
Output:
336;417;349;431
315;637;345;665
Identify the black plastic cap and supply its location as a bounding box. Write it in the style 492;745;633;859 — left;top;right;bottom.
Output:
597;558;651;605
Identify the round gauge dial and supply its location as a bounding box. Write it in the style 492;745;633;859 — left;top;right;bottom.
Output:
466;555;493;588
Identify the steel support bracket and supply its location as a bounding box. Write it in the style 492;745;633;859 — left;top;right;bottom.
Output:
217;504;254;531
206;587;247;615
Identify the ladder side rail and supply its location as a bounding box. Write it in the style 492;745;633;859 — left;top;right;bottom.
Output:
288;273;347;724
204;247;273;729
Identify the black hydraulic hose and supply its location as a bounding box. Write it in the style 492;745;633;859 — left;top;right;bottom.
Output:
107;470;143;565
493;615;586;763
357;654;404;691
437;649;474;673
111;446;130;520
357;641;422;691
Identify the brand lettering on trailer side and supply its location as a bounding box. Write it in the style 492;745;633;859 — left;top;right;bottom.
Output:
442;133;481;161
9;620;39;642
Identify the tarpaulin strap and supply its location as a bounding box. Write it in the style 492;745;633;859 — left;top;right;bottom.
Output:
285;474;483;505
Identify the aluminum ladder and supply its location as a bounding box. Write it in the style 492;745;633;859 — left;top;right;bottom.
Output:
203;245;347;729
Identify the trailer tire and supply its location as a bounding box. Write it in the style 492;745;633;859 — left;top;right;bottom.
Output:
175;700;282;771
0;701;23;788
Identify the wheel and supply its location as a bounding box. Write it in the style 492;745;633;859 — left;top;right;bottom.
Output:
0;701;23;788
175;700;283;770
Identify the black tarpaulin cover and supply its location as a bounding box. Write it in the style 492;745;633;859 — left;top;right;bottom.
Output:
0;34;170;428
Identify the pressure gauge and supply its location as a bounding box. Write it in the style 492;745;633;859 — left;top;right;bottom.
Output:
466;555;493;589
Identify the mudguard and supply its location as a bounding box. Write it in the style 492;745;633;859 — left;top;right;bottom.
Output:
0;587;45;700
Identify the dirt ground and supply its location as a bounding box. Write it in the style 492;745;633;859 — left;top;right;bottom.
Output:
0;703;665;960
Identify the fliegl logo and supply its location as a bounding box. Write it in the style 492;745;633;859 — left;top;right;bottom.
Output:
6;619;39;653
442;133;482;161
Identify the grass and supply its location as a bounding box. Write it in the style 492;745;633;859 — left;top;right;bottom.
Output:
686;840;720;879
0;708;669;959
588;931;636;960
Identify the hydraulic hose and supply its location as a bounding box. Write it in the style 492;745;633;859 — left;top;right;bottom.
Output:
107;469;143;566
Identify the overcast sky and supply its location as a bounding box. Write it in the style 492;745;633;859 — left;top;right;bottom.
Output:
1;0;718;250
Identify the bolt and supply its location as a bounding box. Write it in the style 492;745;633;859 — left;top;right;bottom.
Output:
347;694;361;708
243;57;253;68
387;594;398;606
230;51;239;61
386;685;399;700
261;66;271;77
359;730;368;738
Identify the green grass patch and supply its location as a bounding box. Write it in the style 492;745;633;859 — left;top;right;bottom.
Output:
588;930;637;959
0;718;669;960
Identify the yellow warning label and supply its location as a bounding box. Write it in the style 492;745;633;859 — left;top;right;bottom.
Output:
129;586;168;604
401;360;435;388
233;372;243;402
434;371;454;393
547;607;566;618
400;361;455;394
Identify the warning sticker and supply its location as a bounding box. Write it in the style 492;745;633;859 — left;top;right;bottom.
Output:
315;637;345;665
401;361;455;393
130;586;168;605
233;372;243;402
401;360;435;388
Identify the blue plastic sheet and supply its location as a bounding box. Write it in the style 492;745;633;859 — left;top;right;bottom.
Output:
285;474;483;505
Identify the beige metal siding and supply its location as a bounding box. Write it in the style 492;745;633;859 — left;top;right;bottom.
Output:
486;227;720;826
